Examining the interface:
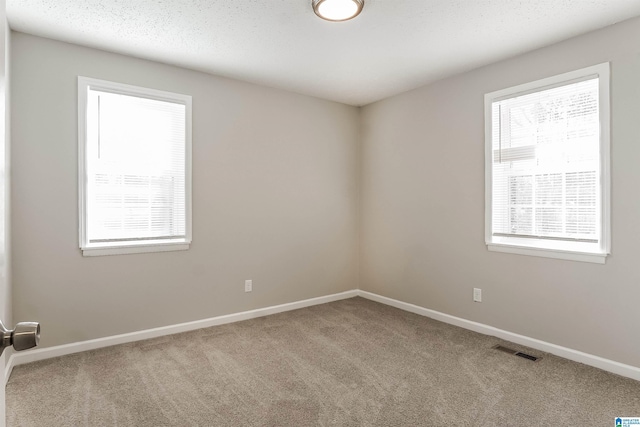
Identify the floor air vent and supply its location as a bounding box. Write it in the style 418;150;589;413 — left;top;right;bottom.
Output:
515;352;539;361
492;344;541;362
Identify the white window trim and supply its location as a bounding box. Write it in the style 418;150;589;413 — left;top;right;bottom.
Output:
78;76;192;256
484;63;611;264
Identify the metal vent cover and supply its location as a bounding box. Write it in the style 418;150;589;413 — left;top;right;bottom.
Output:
492;344;541;362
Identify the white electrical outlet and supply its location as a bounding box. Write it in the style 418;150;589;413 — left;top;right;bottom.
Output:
473;288;482;302
245;280;252;293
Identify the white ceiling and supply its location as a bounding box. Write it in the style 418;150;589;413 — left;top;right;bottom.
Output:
7;0;640;106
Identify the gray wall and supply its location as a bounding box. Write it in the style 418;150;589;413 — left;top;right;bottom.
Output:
360;16;640;367
0;1;8;328
1;0;9;423
11;32;360;348
10;15;640;370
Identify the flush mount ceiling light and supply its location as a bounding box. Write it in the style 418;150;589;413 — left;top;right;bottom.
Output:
313;0;364;22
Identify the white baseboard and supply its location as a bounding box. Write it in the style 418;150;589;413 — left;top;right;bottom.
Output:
6;288;639;385
3;349;12;387
5;290;358;384
357;290;640;382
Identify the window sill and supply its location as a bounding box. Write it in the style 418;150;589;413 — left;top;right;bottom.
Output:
81;240;190;257
487;238;607;264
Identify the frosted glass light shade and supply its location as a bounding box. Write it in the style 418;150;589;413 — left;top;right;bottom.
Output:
313;0;364;22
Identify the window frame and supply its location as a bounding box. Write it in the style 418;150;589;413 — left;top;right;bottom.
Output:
78;76;192;257
484;63;610;264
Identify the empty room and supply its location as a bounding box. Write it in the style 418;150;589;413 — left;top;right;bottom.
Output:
0;0;639;425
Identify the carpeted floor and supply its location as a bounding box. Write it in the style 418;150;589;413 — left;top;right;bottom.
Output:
6;297;640;426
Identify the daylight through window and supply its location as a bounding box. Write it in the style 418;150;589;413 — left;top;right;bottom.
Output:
485;64;610;263
79;77;192;256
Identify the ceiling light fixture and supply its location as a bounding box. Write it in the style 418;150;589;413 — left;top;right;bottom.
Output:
313;0;364;22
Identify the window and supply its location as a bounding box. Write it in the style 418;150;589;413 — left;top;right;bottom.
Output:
485;63;610;263
78;77;192;256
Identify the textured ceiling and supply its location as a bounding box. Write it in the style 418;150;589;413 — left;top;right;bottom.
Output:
7;0;640;106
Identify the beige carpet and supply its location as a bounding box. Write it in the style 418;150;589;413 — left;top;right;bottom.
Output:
6;297;640;426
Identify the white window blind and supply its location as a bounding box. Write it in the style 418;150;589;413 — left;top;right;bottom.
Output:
491;78;599;242
485;63;610;263
79;77;192;256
